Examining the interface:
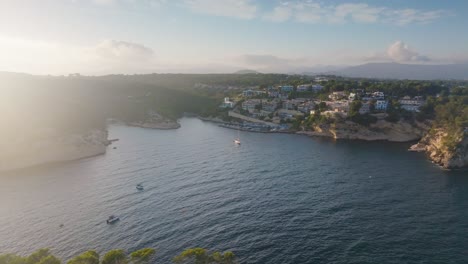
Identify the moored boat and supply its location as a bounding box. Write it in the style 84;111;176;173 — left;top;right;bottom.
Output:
106;215;120;224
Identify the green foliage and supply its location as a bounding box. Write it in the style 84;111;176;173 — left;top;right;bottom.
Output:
0;254;27;264
434;96;468;130
173;248;235;264
101;250;127;264
129;248;155;264
26;249;52;264
67;251;99;264
37;256;61;264
348;100;362;117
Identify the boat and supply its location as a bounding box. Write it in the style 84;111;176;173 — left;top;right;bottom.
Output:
136;184;144;190
234;129;241;145
106;215;120;224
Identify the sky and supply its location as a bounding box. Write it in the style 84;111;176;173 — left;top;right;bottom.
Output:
0;0;467;75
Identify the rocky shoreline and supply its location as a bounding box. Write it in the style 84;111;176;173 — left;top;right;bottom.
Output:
409;129;468;169
127;120;180;130
0;129;110;172
297;119;430;142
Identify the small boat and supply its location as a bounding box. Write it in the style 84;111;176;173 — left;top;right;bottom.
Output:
106;215;120;224
234;129;241;145
136;184;144;190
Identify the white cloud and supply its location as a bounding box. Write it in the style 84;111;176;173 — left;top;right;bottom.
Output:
263;1;451;25
93;40;154;61
363;41;430;63
386;41;429;62
183;0;257;19
387;9;450;25
262;4;292;22
333;3;383;23
0;36;158;75
92;0;115;5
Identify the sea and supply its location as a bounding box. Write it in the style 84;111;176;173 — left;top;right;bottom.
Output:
1;118;467;263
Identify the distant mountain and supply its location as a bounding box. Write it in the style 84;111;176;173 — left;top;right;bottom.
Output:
333;63;468;80
233;69;260;74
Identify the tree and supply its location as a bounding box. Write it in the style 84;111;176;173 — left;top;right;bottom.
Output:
129;248;155;264
67;251;99;264
0;254;27;264
37;256;61;264
173;248;208;264
173;248;235;264
26;249;52;264
101;250;127;264
348;100;362;117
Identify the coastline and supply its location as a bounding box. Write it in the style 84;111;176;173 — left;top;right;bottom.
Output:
0;129;110;173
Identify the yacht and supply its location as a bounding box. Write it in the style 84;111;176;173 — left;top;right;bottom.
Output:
106;215;120;224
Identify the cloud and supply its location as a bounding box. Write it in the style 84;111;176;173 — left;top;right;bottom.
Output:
333;3;383;23
92;0;115;5
262;3;292;22
183;0;257;19
363;41;430;63
387;9;451;25
263;1;451;25
93;40;154;61
386;41;429;62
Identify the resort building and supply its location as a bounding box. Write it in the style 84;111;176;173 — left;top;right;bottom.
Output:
297;84;311;92
279;85;294;92
398;96;425;112
220;97;235;108
312;84;324;92
359;102;371;114
375;100;389;111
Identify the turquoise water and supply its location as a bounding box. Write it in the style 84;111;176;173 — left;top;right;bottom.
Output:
1;118;467;263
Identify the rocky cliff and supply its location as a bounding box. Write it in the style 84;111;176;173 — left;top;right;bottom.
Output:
127;110;180;130
410;129;468;169
298;119;430;142
0;129;109;172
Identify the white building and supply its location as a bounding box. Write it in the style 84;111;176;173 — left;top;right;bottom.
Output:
329;91;347;101
220;97;235;108
280;85;294;92
312;84;324;92
359;102;371;114
375;100;388;111
297;84;311;92
398;96;425;112
241;99;262;112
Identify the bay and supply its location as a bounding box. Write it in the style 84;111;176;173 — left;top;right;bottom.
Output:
1;118;467;263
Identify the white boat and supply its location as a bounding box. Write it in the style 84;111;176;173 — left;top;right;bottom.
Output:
234;129;241;145
106;215;120;224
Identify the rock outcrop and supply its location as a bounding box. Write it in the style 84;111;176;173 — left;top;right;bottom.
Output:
127;110;180;130
410;129;468;169
298;120;430;142
0;129;109;172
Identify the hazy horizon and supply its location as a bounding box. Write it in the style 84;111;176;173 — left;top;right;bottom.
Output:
1;0;467;75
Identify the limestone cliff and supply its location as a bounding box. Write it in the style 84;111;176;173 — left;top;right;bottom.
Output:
410;129;468;169
127;110;180;130
0;129;109;172
298;120;430;142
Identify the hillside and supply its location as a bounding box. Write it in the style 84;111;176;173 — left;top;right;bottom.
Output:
334;63;468;80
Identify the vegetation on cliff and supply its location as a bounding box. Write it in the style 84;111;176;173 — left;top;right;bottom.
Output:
0;248;235;264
